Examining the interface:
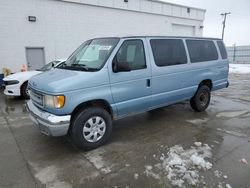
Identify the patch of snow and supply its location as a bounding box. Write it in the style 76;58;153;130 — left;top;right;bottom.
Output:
48;181;72;188
194;142;202;147
213;140;220;144
145;143;213;187
125;164;130;167
29;163;72;188
239;158;248;165
216;110;249;118
229;64;250;74
223;175;228;179
35;165;58;184
85;149;112;174
214;170;223;178
190;154;212;169
226;183;232;188
242;112;250;117
186;118;209;125
217;182;223;188
134;173;139;180
144;165;160;180
216;128;247;137
145;165;152;171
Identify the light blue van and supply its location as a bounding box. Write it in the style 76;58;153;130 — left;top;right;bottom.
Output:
27;36;229;150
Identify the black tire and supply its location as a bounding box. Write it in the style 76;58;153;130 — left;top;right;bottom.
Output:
21;82;30;99
71;107;112;150
190;85;211;112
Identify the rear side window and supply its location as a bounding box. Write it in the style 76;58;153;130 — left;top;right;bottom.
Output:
186;40;218;63
150;39;187;67
217;41;228;59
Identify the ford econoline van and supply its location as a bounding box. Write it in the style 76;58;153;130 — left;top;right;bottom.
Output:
27;36;229;150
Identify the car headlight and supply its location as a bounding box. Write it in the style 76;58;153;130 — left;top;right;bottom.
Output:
4;80;19;85
44;95;65;108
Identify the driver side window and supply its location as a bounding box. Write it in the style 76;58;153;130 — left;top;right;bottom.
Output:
116;40;146;70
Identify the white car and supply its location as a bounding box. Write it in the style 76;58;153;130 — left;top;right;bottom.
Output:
2;59;66;99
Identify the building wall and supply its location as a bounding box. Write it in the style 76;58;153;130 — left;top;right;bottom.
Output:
227;45;250;64
0;0;205;73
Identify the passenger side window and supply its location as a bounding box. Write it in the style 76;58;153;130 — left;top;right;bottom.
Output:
150;39;187;67
115;40;146;70
217;41;228;59
186;40;218;63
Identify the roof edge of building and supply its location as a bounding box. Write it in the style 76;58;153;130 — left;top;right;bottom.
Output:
148;0;206;12
54;0;205;21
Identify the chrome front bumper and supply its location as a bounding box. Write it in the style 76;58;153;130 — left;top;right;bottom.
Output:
26;100;71;137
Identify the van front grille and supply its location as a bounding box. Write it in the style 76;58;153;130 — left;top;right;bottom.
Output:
30;89;43;107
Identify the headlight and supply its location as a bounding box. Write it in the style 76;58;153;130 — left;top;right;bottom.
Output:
44;95;65;108
4;80;19;85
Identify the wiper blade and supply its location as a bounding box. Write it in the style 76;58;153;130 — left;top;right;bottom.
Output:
71;64;89;70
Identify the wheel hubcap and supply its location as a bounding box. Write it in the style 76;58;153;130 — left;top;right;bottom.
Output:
199;92;208;107
83;116;106;143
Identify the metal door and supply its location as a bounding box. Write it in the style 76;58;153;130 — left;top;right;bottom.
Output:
26;48;45;70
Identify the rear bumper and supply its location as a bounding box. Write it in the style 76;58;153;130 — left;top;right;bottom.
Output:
26;100;71;137
226;81;229;88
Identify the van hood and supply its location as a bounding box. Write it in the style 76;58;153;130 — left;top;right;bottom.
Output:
29;68;109;93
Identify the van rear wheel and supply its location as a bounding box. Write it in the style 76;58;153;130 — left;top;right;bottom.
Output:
190;85;211;112
71;107;112;150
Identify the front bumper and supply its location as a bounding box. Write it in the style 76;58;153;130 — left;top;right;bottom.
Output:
26;100;71;137
3;84;21;96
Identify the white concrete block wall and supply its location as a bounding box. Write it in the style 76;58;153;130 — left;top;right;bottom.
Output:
0;0;205;73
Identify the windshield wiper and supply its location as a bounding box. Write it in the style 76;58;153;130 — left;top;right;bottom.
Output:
71;63;89;71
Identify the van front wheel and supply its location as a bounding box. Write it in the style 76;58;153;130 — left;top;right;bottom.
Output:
71;107;112;150
190;85;211;112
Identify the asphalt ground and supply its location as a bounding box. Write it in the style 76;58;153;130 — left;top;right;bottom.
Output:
0;73;249;188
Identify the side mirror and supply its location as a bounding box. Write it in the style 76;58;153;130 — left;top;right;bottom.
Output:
112;57;131;73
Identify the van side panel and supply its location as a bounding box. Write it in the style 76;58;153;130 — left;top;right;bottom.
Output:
150;63;198;109
147;38;229;110
182;60;229;92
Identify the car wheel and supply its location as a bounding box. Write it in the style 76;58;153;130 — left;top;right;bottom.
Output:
190;85;211;112
21;82;30;99
71;107;112;150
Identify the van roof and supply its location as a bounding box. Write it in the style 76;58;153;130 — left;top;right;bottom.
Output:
92;36;222;41
121;36;222;40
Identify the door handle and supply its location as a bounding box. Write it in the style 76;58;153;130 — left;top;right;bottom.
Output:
147;79;151;87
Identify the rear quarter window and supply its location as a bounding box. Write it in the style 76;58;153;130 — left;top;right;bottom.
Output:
186;40;218;63
150;39;187;67
217;41;228;59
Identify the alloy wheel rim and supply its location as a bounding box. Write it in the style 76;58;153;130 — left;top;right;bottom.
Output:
83;116;106;143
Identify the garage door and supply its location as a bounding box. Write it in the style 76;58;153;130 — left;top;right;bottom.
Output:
172;24;195;36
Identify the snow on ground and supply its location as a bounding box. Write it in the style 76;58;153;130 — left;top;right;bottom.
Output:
229;64;250;74
144;143;232;188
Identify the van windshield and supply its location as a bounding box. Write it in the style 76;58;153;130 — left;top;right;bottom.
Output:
62;38;119;71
